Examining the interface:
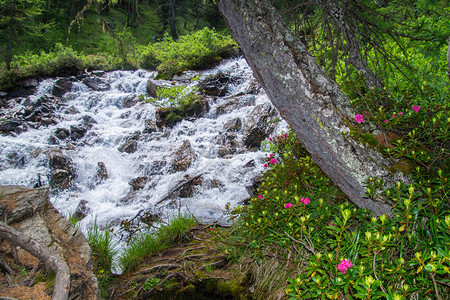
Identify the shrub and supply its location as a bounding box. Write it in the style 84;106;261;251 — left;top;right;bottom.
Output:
151;28;238;78
228;104;449;299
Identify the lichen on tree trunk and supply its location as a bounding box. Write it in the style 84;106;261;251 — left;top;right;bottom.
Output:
216;0;405;216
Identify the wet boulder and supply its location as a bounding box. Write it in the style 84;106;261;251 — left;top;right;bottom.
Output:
96;162;108;181
215;132;244;153
74;199;90;219
4;79;39;100
143;119;159;134
48;150;75;190
0;119;26;134
155;96;208;128
19;95;60;129
244;78;262;95
118;131;141;154
198;72;232;96
82;76;111;91
52;78;73;97
123;94;140;108
70;124;88;140
139;160;167;175
218;146;233;158
171;140;195;172
118;140;137;153
223;117;242;132
55;128;70;140
82;115;97;129
245;174;263;197
129;176;150;191
215;95;255;116
242;103;279;149
146;79;158;98
177;175;203;198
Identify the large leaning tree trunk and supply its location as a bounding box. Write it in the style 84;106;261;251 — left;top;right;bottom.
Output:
216;0;405;216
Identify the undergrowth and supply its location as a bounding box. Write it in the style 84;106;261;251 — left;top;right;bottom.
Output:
119;213;197;273
0;28;238;90
226;92;449;299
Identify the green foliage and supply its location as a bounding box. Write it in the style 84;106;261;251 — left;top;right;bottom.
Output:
65;212;83;226
87;220;118;298
147;84;200;108
228;107;449;298
120;213;197;272
142;277;160;291
151;28;238;78
0;28;237;91
0;43;120;90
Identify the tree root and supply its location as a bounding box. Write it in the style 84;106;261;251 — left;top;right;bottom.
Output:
0;221;70;300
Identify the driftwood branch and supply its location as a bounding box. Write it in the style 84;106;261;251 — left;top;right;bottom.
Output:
0;221;70;300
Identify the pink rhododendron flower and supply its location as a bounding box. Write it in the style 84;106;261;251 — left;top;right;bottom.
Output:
284;203;294;209
258;195;264;199
392;115;395;118
210;227;214;231
269;158;278;164
300;197;310;205
398;112;404;116
338;259;353;274
269;153;274;158
330;221;335;226
412;105;421;112
355;114;364;124
384;119;388;123
264;163;268;167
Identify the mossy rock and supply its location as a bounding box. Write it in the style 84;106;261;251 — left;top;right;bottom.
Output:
155;96;207;128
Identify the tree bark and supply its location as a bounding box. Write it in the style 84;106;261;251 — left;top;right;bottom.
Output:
0;221;71;300
6;0;16;70
169;0;178;40
216;0;402;216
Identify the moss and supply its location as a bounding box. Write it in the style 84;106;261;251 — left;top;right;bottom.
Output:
217;280;250;299
391;160;413;174
360;133;379;148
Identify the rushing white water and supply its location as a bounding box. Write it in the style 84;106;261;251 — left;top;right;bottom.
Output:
0;58;287;234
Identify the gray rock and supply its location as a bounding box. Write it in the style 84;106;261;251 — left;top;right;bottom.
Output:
129;176;150;191
82;77;111;91
147;79;158;98
171;140;195;172
52;78;73;97
48;150;75;190
223;117;242;132
0;185;101;299
123;94;140;108
243;103;279;149
118;131;141;153
198;72;230;96
96;162;108;181
143;119;159;134
70;124;87;140
218;146;232;157
74;199;90;219
118;140;137;153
